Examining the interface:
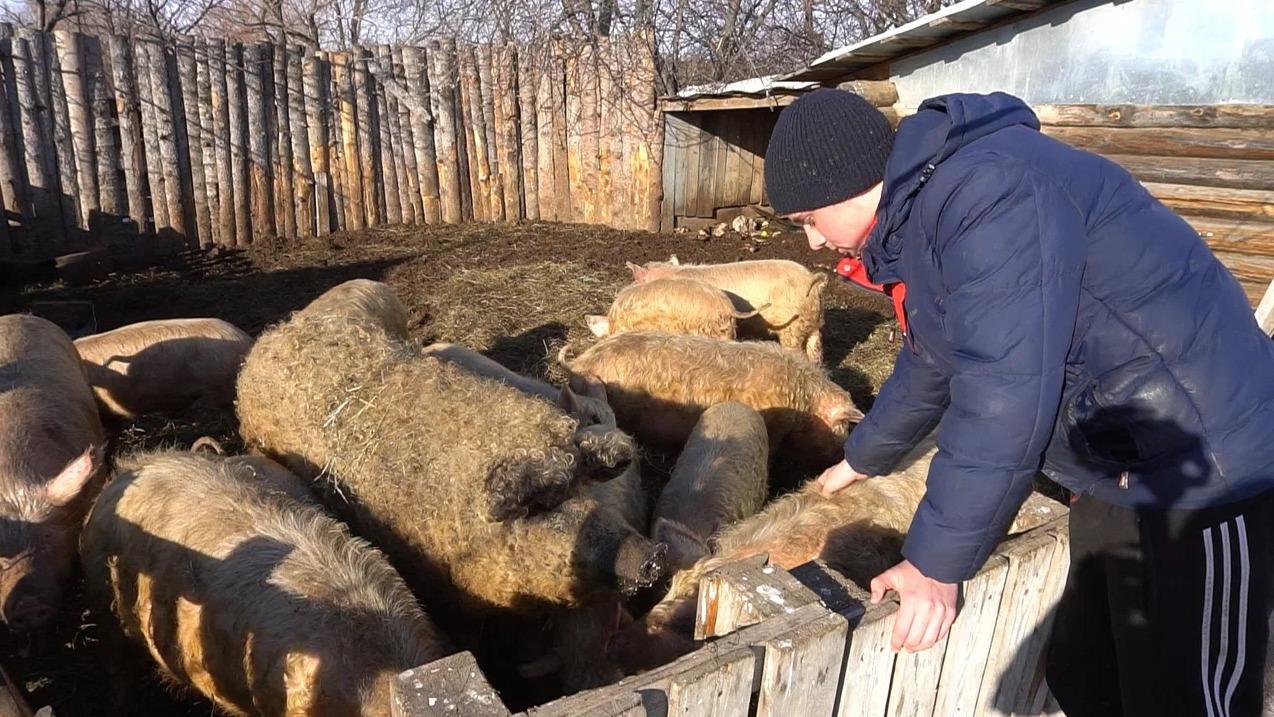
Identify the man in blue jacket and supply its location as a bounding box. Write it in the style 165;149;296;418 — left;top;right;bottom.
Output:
763;88;1274;715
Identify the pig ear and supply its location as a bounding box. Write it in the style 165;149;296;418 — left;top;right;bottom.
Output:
586;314;610;337
625;261;645;281
46;445;102;508
668;254;680;266
827;401;866;425
652;518;710;567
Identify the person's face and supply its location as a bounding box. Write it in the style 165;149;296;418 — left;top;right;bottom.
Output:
788;182;884;256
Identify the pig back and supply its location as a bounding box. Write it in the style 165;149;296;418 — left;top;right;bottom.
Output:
0;314;102;480
654;402;769;539
80;451;447;715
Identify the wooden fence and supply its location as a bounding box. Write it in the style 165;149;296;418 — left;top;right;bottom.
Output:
387;514;1071;717
0;27;663;257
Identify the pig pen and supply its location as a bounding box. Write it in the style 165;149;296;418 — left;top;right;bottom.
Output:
0;221;1067;715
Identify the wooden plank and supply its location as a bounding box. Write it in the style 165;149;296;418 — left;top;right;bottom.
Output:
976;523;1065;716
451;46;473;221
750;113;767;206
84;35;123;224
148;39;188;245
1035;103;1274;129
1043;125;1274;160
133;38;168;238
334;52;363;230
517;45;538;222
371;47;401;225
245;42;274;240
933;554;1012;716
392;651;511;717
1143;182;1274;222
425;40;458;224
836;601;898;716
755;610;849;717
477;44;503;221
636;34;663;232
272;42;296;237
0;26;28;240
676;114;700;221
459;45;487;222
498;43;521;221
353;50;379;226
719;114;744;209
660;114;681;232
226;41;251;245
54;30;97;230
45;30;82;235
695;556;813;639
1105;153;1274;192
659;94;799;113
177;37;211;247
287;45;313;237
303;50;329;236
1211;250;1274;286
1255;279;1274;337
1020;528;1071;713
696;114;718;218
391;47;422;225
664;643;755;716
195;38;221;247
837;79;898;107
712;112;729;212
549;45;571;222
490;44;510;221
886;631;949;717
382;49;414;225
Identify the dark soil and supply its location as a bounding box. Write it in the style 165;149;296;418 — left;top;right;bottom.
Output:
0;221;900;716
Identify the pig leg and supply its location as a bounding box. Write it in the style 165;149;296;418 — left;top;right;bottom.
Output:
804;330;824;364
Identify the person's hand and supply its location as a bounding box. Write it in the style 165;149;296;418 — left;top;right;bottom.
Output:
871;560;959;652
816;460;870;496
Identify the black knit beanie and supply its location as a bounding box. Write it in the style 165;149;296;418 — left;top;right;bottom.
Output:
764;88;894;215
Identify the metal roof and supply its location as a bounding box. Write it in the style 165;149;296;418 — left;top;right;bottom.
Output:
781;0;1085;82
674;76;820;100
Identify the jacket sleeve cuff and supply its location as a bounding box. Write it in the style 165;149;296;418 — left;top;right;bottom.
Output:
900;508;998;583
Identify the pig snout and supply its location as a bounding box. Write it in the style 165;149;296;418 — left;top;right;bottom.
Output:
3;580;58;632
614;539;668;593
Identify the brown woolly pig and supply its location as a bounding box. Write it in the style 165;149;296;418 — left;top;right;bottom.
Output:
0;314;105;633
80;451;448;716
298;279;410;339
74;318;252;419
564;331;863;461
422;342;616;430
236;309;666;621
610;443;935;675
628;257;829;362
585;277;760;340
652;402;769;570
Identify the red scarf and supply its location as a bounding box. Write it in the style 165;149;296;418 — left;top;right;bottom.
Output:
833;221;908;335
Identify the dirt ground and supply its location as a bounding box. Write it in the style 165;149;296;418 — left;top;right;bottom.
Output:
1;221;905;715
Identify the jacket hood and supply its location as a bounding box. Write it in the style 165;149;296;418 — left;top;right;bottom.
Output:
862;92;1041;283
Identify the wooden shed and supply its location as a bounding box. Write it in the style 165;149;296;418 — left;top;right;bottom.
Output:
661;0;1274;305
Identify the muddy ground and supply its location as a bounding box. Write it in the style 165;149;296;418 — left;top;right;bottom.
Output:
1;221;906;715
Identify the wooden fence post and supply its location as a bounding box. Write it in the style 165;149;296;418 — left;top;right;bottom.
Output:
476;44;503;221
427;39;459;224
245;42;275;240
352;50;378;226
391;46;423;225
226;41;251;245
177;36;211;247
54;30;97;231
195;38;221;247
134;38;168;239
271;41;295;238
497;43;521;221
285;45;313;238
303;50;330;236
372;46;401;225
458;45;484;222
517;43;539;222
45;30;82;235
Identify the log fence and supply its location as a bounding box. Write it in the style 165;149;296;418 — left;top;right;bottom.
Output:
0;26;663;257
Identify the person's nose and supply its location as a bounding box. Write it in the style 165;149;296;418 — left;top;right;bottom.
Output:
804;225;825;251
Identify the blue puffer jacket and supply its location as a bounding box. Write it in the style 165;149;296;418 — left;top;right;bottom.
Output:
843;92;1274;583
